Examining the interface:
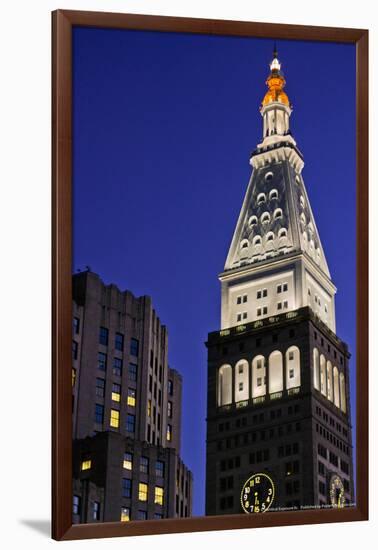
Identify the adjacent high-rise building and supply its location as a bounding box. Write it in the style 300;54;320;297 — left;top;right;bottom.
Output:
206;49;354;515
72;271;192;523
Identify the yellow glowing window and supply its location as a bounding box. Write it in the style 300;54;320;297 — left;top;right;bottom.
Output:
167;424;172;442
127;388;136;407
110;409;120;428
155;486;164;506
123;452;133;470
147;399;151;417
138;483;148;502
120;507;130;522
81;459;91;471
72;368;76;387
112;383;121;402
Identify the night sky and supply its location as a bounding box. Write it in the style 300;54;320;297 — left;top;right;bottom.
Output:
73;27;356;516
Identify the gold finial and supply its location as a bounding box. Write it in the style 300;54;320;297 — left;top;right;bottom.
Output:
261;45;290;108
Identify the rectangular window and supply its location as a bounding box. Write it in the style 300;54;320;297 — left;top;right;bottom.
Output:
113;357;122;377
283;282;288;292
318;461;325;475
155;486;164;506
283;300;288;309
289;368;295;379
73;495;80;515
122;478;132;498
239;382;244;391
277;284;282;294
110;409;120;428
81;458;91;471
237;296;242;304
93;501;100;520
120;507;130;522
127;388;136;407
168;379;173;395
257;377;262;387
257;307;262;317
288;351;294;360
243;312;247;320
130;338;139;357
115;332;124;351
126;414;135;433
138;482;148;501
137;510;147;520
243;294;248;303
72;368;76;387
73;317;80;334
99;326;108;346
277;302;282;310
98;352;107;371
156;460;165;478
72;340;78;361
167;401;173;418
154;513;163;520
263;306;268;315
95;403;104;424
96;378;105;398
123;452;133;470
147;399;152;417
167;424;172;441
112;383;121;402
237;313;242;322
140;456;149;474
262;289;268;298
129;363;137;382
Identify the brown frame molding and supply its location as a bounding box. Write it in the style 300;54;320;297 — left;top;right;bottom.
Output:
52;9;369;541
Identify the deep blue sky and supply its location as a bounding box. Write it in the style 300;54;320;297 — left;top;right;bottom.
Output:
73;28;356;515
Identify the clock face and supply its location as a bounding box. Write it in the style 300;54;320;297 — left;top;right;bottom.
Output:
240;473;275;514
329;474;345;508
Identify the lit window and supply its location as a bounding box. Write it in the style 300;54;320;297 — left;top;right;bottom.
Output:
127;388;136;407
123;452;133;470
148;399;152;417
167;424;172;442
110;409;120;428
129;363;137;382
130;338;139;357
126;414;135;433
115;332;124;351
99;326;108;346
93;501;100;521
112;383;121;402
122;478;132;498
95;403;104;424
155;486;164;506
81;458;91;471
139;482;148;501
73;495;80;515
96;378;105;397
120;507;130;522
168;401;173;418
98;352;107;371
72;368;76;387
156;460;165;478
113;357;122;377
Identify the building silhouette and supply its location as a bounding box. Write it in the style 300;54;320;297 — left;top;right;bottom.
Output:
205;49;354;515
72;271;192;523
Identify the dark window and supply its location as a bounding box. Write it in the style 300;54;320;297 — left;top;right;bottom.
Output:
99;327;108;346
93;501;100;520
341;460;349;474
140;456;149;474
126;414;135;433
95;378;105;397
98;352;107;371
129;363;137;382
130;338;139;356
73;317;80;334
154;513;163;520
319;481;326;495
73;495;81;515
168;380;173;395
329;452;339;467
318;444;327;459
95;403;104;424
113;357;122;377
72;341;78;361
168;401;173;418
122;478;132;498
318;461;325;475
156;460;165;478
115;332;124;351
289;329;295;338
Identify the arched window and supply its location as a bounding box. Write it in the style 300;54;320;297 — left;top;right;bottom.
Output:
235;360;249;403
340;372;346;413
320;355;326;396
327;360;333;402
313;347;320;390
295;175;301;185
269;351;283;394
269;189;278;201
278;228;287;239
286;346;301;389
300;195;305;208
240;239;249;249
273;208;283;220
257;193;266;205
333;366;340;408
261;212;271;224
266;231;275;243
249;215;258;227
265;172;273;182
253;235;262;247
218;365;232;406
252;355;266;398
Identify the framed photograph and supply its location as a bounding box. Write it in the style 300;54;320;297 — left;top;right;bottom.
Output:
52;10;368;541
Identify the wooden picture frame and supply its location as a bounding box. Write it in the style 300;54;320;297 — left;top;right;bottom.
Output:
52;9;368;541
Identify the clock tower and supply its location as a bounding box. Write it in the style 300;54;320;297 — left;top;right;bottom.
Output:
205;49;354;515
